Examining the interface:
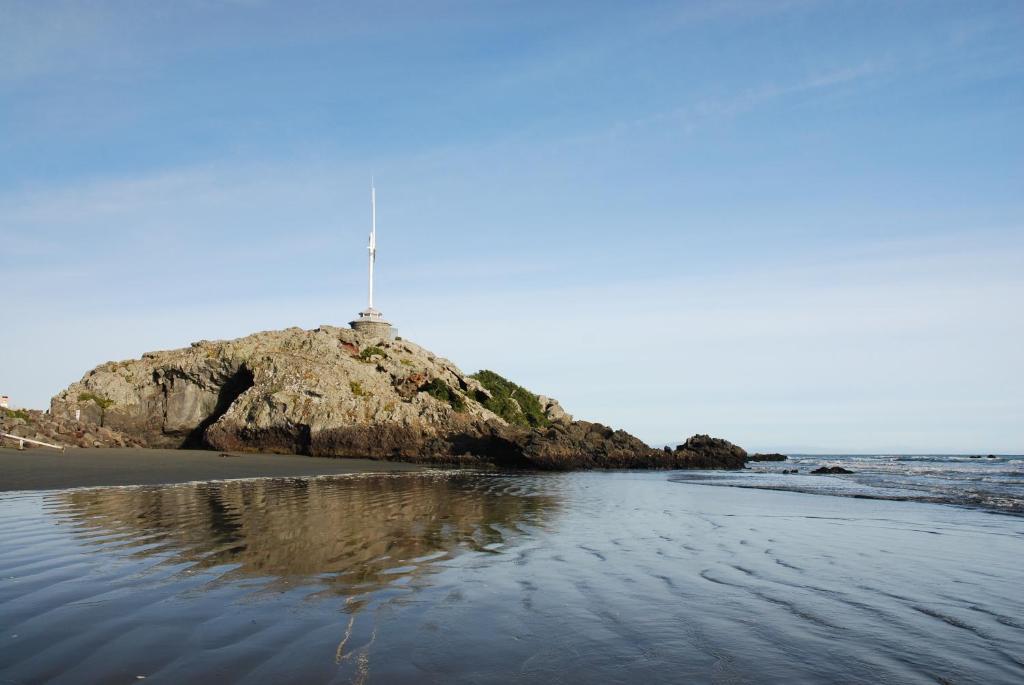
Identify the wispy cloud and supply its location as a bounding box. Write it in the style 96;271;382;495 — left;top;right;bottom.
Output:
607;61;885;138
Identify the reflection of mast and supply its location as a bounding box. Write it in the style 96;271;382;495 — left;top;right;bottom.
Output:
368;180;376;309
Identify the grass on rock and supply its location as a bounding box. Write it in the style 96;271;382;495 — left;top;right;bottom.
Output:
358;346;387;362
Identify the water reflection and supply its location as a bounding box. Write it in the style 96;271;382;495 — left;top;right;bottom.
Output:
53;473;560;597
5;473;1022;684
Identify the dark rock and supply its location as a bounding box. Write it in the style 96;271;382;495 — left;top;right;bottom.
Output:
749;452;787;462
514;421;673;471
811;466;854;474
670;434;747;469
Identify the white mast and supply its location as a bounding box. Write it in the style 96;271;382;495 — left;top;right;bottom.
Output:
349;179;390;334
368;180;376;309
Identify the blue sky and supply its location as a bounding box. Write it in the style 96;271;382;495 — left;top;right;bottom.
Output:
2;0;1022;453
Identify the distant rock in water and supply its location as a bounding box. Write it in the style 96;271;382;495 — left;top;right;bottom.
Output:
811;466;854;475
49;326;746;470
749;452;788;462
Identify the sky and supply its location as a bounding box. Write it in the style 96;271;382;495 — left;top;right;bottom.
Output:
1;0;1022;453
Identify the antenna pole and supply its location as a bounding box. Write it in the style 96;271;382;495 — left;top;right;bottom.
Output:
369;180;376;309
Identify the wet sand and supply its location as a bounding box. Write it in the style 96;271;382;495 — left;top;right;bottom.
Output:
0;447;422;491
1;472;1021;683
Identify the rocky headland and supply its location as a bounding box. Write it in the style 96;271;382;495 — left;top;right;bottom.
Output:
35;326;749;471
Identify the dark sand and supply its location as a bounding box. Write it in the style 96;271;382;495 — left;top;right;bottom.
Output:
0;447;422;491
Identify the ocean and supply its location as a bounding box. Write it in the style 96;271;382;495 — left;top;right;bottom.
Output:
674;453;1024;514
1;467;1022;683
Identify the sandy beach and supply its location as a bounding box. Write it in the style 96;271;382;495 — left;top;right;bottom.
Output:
1;471;1021;683
0;447;422;491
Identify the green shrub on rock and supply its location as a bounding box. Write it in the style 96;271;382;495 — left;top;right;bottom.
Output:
469;370;550;428
420;379;465;412
1;408;30;421
358;346;387;362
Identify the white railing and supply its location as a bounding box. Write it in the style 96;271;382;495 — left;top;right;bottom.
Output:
1;432;66;452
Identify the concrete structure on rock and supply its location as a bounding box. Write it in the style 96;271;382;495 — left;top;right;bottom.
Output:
350;181;393;338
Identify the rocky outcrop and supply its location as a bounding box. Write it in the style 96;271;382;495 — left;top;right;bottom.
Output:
749;452;788;462
49;326;748;470
811;466;854;474
537;395;572;424
669;434;748;469
1;407;144;449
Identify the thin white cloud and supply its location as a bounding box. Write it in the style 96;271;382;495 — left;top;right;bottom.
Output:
607;61;885;138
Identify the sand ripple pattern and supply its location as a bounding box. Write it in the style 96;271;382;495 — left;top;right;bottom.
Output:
1;472;1022;684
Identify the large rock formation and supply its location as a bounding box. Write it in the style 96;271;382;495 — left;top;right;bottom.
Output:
49;326;745;470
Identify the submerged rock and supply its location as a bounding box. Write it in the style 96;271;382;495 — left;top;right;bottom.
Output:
811;466;854;474
49;326;747;470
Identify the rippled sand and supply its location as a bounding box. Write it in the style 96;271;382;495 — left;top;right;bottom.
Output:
1;472;1022;683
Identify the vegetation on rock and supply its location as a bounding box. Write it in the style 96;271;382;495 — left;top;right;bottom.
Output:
78;392;114;426
420;378;465;412
1;408;30;421
470;370;550;428
358;346;387;362
1;406;143;449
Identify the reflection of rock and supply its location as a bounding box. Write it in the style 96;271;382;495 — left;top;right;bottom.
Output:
56;474;560;595
811;466;854;474
749;453;787;462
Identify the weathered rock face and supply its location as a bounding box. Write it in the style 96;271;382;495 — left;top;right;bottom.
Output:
49;326;746;470
1;407;144;449
671;434;748;470
52;326;494;454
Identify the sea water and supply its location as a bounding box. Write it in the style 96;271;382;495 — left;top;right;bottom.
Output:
674;454;1024;514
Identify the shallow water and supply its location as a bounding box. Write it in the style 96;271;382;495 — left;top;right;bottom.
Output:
1;471;1022;684
674;454;1024;514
